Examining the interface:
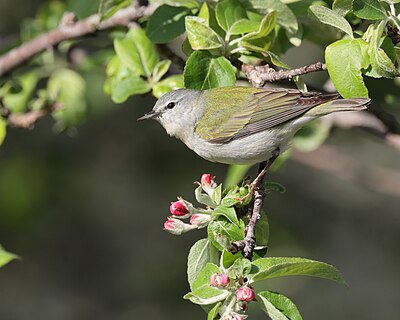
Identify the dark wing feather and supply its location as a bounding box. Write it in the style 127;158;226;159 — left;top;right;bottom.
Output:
207;88;339;144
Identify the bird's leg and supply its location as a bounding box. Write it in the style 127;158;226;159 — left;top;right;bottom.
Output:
232;152;279;260
240;151;279;203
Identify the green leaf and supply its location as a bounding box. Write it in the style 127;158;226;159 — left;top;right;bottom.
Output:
0;118;6;146
213;206;240;226
185;16;225;50
353;0;387;20
146;5;191;43
241;10;278;40
47;69;87;128
184;285;230;305
187;239;219;290
216;0;247;32
222;250;242;268
255;210;269;248
308;5;353;38
325;38;370;98
230;19;260;35
249;257;346;285
212;185;223;205
221;185;250;207
238;40;289;68
98;0;130;21
152;74;184;98
152;60;172;83
267;50;290;68
242;0;299;45
197;2;226;35
231;257;252;276
0;245;19;268
240;40;271;55
208;217;244;251
114;28;159;77
195;185;218;207
3;71;39;113
184;51;236;90
192;262;220;290
163;0;200;8
111;74;151;103
105;55;152;103
207;302;222;320
264;182;286;193
332;0;353;16
198;1;210;22
224;165;251;187
258;291;303;320
363;22;400;78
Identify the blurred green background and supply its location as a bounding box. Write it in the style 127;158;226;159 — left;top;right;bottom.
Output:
1;1;400;319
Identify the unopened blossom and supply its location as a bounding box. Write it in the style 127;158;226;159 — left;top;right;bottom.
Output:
200;173;217;196
169;200;189;216
235;286;255;302
190;213;211;227
163;218;196;235
210;273;230;287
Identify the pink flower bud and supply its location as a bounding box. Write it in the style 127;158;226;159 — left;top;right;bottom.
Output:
210;273;230;287
169;200;189;216
199;173;217;197
201;173;213;186
163;218;196;235
235;286;255;302
190;213;211;227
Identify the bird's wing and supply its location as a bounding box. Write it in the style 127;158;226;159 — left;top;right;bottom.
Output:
195;87;339;144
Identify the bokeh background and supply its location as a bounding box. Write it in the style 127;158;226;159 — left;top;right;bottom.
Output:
1;1;400;319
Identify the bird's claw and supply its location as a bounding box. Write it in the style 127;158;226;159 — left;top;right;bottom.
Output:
240;181;263;204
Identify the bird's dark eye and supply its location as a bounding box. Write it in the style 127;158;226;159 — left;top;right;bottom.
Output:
167;102;176;109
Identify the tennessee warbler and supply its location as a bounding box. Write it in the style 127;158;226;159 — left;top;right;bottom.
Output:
139;86;369;165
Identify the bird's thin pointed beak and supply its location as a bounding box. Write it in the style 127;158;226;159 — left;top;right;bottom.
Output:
137;110;159;121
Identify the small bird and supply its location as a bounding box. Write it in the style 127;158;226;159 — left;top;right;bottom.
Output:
139;86;370;165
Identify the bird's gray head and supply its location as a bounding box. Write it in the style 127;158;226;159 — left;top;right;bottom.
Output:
138;89;203;140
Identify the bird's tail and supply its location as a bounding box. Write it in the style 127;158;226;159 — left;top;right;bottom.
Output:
305;98;370;117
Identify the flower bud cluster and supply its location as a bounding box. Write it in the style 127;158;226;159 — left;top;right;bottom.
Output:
208;273;255;318
163;174;215;235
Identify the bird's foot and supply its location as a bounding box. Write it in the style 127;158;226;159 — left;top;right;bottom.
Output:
239;180;262;204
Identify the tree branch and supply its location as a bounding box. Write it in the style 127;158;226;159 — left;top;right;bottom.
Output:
242;62;326;87
230;154;278;260
387;24;400;46
0;3;157;77
230;189;264;259
2;103;62;129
